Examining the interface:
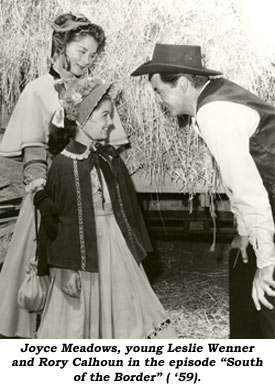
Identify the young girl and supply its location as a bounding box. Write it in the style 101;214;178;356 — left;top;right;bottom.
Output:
0;12;126;339
36;77;177;338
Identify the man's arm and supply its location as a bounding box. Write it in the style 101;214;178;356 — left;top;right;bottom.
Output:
196;100;275;309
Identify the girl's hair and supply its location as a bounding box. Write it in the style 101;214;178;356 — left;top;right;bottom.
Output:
51;13;106;58
48;94;112;156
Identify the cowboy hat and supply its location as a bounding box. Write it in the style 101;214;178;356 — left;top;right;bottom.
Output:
131;43;222;77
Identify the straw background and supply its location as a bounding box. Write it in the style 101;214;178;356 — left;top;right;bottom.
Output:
1;0;274;193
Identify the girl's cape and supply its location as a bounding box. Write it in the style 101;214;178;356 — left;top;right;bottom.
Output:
38;140;152;275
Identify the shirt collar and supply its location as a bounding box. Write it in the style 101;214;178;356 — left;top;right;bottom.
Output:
198;80;211;97
194;80;212;127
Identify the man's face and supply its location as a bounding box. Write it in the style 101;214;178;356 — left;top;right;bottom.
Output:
150;74;190;116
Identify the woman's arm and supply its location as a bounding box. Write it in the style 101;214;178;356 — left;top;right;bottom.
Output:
23;146;48;193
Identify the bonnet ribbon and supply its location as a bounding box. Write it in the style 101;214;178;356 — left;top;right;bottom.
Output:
88;143;119;209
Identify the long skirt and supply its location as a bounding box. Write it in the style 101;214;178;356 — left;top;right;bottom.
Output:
37;211;177;339
0;192;37;338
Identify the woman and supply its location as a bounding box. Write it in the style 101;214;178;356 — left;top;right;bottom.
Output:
0;13;127;338
36;77;176;338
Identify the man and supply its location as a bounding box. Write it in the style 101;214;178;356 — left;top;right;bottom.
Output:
131;43;275;338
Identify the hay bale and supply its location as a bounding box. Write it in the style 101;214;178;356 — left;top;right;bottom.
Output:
1;0;274;193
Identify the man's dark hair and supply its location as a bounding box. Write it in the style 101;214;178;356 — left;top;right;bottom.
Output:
149;72;209;88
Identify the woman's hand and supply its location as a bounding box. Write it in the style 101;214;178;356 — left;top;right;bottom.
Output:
61;269;81;298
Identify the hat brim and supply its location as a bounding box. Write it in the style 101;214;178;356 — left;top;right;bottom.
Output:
131;60;222;77
78;83;112;127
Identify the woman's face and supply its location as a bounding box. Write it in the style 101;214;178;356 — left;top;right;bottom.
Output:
83;99;113;141
65;35;99;77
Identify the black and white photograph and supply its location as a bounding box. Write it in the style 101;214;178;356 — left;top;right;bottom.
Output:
0;0;275;379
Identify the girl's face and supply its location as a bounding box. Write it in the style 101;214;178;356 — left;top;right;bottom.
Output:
65;35;99;77
83;99;113;141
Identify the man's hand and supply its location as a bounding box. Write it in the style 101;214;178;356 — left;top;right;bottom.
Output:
61;269;81;298
231;235;249;263
252;265;275;310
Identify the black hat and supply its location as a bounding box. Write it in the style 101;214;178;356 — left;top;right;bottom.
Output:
131;43;222;77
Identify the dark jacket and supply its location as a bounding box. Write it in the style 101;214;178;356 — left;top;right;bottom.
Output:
197;77;275;193
38;140;152;275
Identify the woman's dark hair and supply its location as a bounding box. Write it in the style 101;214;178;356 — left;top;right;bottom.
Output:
48;117;77;156
51;13;106;57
